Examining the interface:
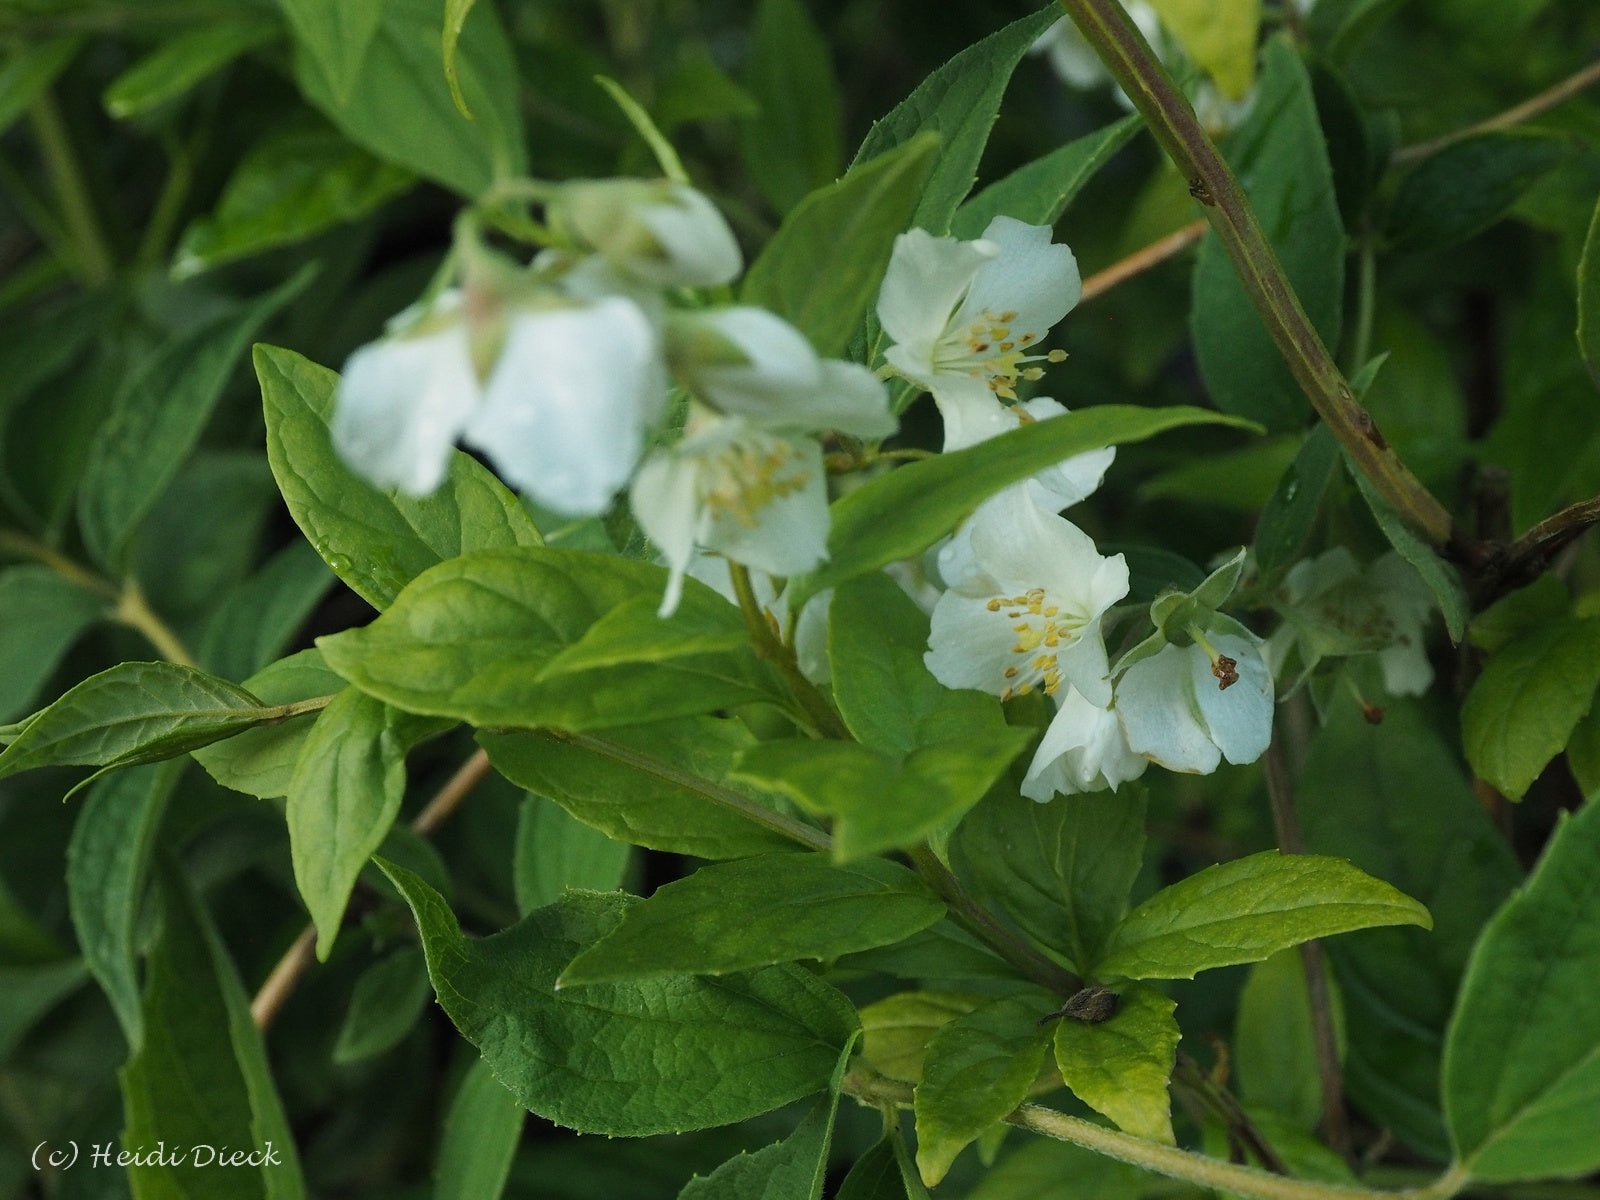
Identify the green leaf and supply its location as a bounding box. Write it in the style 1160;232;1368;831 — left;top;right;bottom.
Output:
288;688;432;960
176;128;413;277
1444;800;1600;1180
102;22;276;119
1192;37;1345;430
66;762;179;1049
789;404;1254;608
913;990;1058;1186
743;136;938;358
277;0;380;104
560;855;944;984
291;0;525;197
1578;193;1600;391
1149;0;1261;99
0;565;106;722
436;1057;524;1200
0;662;304;785
256;344;542;610
1468;576;1570;654
441;0;481;117
483;720;796;860
77;269;313;569
0;37;79;137
952;789;1146;973
679;1097;836;1200
1299;701;1522;1159
192;650;344;799
837;1137;911;1200
740;0;843;216
1253;425;1339;580
1462;617;1600;800
1053;984;1179;1143
966;1138;1147;1200
119;870;307;1198
0;958;87;1060
1235;950;1346;1131
1388;132;1565;253
378;861;860;1136
199;540;337;681
1095;851;1432;980
318;547;778;731
1349;465;1469;642
514;793;630;915
862;990;986;1083
952;115;1143;239
1568;703;1600;799
850;7;1061;234
537;593;746;676
332;946;432;1064
731;731;1032;862
829;571;1010;757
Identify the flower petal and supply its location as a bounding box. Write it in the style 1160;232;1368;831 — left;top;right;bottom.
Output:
332;324;480;496
1016;398;1115;510
877;229;996;385
668;307;821;414
925;590;1033;696
1190;634;1274;766
958;217;1081;342
1023;686;1148;799
630;449;703;617
1117;644;1221;774
701;432;830;577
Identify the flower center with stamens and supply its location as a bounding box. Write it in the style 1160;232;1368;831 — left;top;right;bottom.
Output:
984;586;1085;700
700;435;811;528
933;308;1067;400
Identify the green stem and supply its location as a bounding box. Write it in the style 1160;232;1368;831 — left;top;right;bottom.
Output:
138;137;196;272
1393;56;1600;166
728;562;853;740
0;529;117;600
27;92;114;287
114;582;198;668
1054;0;1459;556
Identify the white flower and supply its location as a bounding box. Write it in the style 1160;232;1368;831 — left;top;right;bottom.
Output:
547;179;741;288
877;217;1080;420
332;292;479;496
1116;633;1274;774
1022;687;1148;800
925;501;1128;708
937;395;1116;588
632;316;894;615
332;291;667;518
1368;554;1434;697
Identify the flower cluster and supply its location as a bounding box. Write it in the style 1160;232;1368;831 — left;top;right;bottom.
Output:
330;178;894;616
874;218;1275;799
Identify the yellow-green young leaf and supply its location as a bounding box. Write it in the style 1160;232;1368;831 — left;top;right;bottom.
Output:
66;762;180;1050
0;37;79;137
332;946;431;1064
952;114;1142;238
1192;38;1344;430
1095;852;1432;981
0;662;306;784
1461;616;1600;799
862;992;987;1084
1444;801;1600;1180
789;405;1255;609
742;135;937;358
560;855;943;985
176;130;413;277
913;991;1059;1186
291;0;525;197
829;572;1010;757
513;794;630;916
680;1097;838;1200
1235;950;1346;1132
0;566;106;723
1053;985;1179;1144
1579;195;1600;390
102;22;276;119
119;872;307;1198
851;8;1060;233
483;720;796;861
952;789;1146;973
193;649;345;800
741;0;843;215
1148;0;1261;99
317;548;780;732
441;0;480;117
377;861;860;1136
77;268;313;569
730;731;1032;862
257;345;541;611
435;1058;523;1200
